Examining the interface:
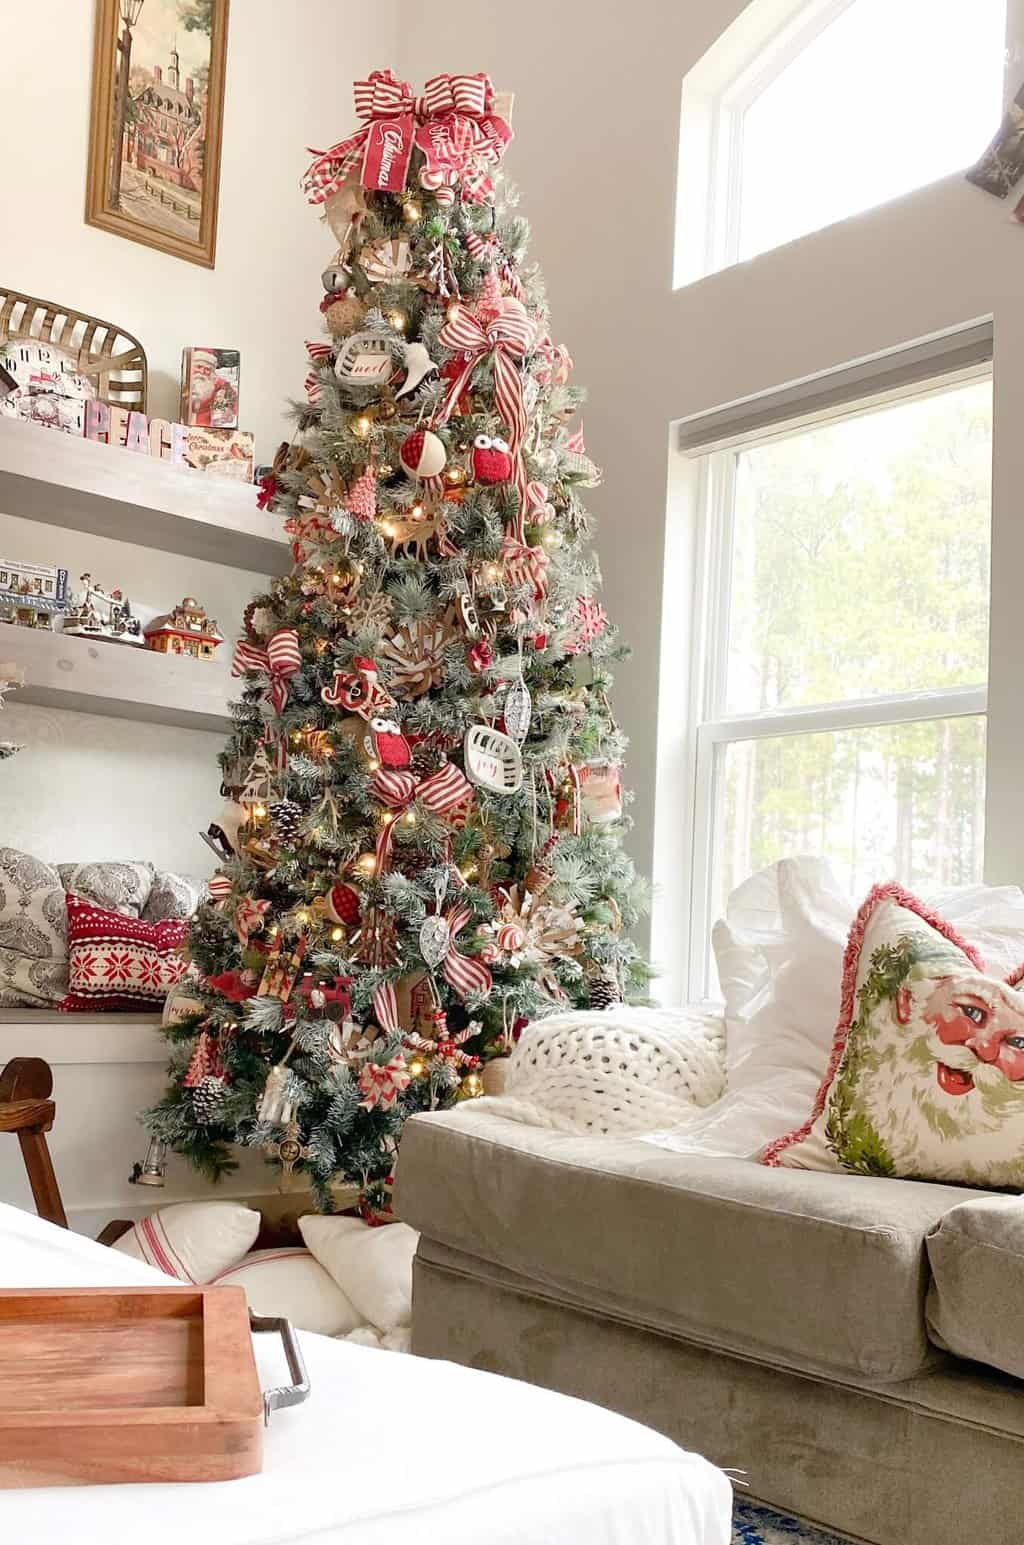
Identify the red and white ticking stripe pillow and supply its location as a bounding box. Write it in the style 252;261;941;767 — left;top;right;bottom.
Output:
59;892;188;1012
112;1201;260;1283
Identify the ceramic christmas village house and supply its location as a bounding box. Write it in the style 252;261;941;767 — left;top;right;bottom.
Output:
0;560;69;628
62;573;143;644
144;597;223;660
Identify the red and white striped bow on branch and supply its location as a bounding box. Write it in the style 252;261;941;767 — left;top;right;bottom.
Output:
371;905;491;1034
437;297;536;505
463;231;525;299
500;532;550;605
370;761;472;871
357;1053;411;1111
415;73;512;206
231;629;302;714
302;69;512;206
533;333;574;388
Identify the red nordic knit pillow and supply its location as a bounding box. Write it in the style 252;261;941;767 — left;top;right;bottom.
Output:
60;892;187;1012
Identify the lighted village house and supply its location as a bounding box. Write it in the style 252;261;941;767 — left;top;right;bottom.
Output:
143;597;223;660
130;48;202;192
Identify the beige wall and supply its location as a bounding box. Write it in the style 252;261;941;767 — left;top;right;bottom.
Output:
398;2;1024;982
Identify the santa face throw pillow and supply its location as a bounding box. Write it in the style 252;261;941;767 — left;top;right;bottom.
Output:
764;883;1024;1188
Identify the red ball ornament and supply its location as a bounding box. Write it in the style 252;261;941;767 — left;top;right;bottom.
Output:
471;433;514;485
400;428;447;479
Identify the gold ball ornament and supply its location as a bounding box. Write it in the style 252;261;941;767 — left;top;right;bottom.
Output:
459;1070;484;1100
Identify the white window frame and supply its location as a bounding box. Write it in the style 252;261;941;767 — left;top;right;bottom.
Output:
676;356;993;1006
702;0;856;275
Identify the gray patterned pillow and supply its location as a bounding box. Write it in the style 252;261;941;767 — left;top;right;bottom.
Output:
58;861;155;919
0;847;68;1006
142;871;203;923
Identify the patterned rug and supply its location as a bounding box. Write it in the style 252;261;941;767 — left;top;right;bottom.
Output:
734;1501;857;1543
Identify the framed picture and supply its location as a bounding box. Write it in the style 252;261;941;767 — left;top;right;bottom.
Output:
86;0;230;269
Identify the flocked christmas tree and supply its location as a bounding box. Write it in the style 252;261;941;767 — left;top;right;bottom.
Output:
146;68;650;1214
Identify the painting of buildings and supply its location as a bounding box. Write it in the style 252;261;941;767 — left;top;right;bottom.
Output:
87;0;230;268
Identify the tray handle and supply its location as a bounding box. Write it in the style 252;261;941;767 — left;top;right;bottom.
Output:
249;1312;311;1425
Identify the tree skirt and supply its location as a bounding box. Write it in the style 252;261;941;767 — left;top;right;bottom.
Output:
734;1501;859;1543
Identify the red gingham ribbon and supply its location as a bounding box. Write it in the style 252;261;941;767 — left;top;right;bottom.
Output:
232;629;302;713
302;70;416;203
371;760;472;870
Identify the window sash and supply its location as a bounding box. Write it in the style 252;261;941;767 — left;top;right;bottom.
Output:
681;370;993;1003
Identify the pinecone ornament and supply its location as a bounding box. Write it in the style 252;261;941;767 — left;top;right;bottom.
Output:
191;1074;229;1124
588;967;621;1012
270;799;303;842
410;741;447;776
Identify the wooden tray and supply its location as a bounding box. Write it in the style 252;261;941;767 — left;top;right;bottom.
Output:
0;1285;264;1487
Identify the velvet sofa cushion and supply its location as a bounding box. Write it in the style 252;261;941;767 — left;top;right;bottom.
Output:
397;1106;984;1384
926;1195;1024;1379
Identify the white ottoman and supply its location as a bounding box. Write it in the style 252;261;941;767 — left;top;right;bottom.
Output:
0;1203;732;1545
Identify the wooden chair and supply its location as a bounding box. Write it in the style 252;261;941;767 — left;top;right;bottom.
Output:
0;1057;67;1229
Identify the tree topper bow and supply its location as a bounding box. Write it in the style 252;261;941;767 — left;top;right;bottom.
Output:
302;69;512;206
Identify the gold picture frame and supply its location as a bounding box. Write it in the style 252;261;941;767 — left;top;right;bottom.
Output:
86;0;230;269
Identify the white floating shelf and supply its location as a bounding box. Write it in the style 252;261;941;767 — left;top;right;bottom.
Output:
5;623;235;732
0;416;290;574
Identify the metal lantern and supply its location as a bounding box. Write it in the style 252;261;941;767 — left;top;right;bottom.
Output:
130;1137;167;1187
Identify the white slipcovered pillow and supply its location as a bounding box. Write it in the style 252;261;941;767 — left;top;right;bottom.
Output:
212;1247;362;1336
112;1200;259;1283
645;857;1024;1162
299;1215;418;1334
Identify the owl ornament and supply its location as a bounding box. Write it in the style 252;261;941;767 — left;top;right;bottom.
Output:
472;433;514;486
321;655;395;718
369;716;412;770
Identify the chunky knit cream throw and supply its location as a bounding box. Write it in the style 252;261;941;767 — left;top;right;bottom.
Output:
484;1007;727;1136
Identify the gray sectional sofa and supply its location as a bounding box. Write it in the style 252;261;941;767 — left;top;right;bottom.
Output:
397;1104;1024;1545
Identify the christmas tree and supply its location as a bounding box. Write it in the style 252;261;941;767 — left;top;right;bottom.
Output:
146;69;649;1214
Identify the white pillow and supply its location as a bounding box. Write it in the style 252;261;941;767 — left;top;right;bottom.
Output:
112;1200;259;1283
299;1215;418;1333
212;1247;362;1336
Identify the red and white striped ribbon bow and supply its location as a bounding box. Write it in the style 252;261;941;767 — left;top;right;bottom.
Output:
463;231;526;300
304;370;323;406
235;895;270;945
500;532;550;606
302;69;417;203
305;339;332;364
414;72;512;207
358;1053;411;1111
371;908;491;1032
437;296;536;523
231;628;302;713
533;334;573;387
371;760;473;870
439;903;493;1000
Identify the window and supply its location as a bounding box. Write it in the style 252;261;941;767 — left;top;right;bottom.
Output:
686;373;992;996
678;0;1006;281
